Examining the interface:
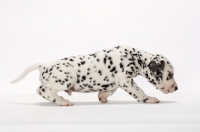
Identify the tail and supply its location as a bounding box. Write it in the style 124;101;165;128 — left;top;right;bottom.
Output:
10;63;43;84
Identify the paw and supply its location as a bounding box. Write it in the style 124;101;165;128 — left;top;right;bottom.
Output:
98;92;108;103
59;99;73;106
99;97;108;103
144;96;160;104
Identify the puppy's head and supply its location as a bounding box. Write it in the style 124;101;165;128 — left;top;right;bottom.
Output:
147;54;178;94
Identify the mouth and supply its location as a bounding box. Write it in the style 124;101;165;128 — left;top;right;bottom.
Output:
166;90;170;93
163;91;169;94
160;87;169;94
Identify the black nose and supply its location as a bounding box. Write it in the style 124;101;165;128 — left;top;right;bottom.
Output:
175;87;178;91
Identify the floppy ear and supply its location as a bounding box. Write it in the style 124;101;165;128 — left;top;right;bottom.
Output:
148;59;165;84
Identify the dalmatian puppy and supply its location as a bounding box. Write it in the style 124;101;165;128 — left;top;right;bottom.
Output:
11;45;178;106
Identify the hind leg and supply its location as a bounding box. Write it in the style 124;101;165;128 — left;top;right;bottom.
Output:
36;84;73;106
37;63;77;106
98;89;117;103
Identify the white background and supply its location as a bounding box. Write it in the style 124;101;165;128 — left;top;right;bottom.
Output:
0;0;200;132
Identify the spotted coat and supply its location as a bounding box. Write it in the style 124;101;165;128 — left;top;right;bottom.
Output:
11;45;178;106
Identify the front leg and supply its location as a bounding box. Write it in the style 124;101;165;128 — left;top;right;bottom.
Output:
118;77;159;103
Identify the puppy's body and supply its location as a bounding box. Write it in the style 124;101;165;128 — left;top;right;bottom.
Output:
11;45;178;106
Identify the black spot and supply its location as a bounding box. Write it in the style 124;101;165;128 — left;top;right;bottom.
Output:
82;75;86;81
42;72;45;76
41;89;45;92
127;62;135;67
70;59;74;61
107;50;112;53
110;66;116;72
120;63;123;69
83;84;88;87
89;53;96;58
45;69;48;73
115;46;120;49
110;60;113;65
150;79;156;85
133;94;137;98
101;84;110;88
81;61;85;65
145;72;149;78
53;99;56;102
126;71;133;75
97;59;100;62
98;70;102;75
138;59;145;68
167;71;174;80
103;57;107;64
143;98;148;103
